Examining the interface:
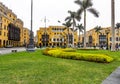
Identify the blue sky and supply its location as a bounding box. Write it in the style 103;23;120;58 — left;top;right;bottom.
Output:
0;0;120;35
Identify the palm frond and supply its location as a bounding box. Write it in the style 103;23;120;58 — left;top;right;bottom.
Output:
62;20;72;28
77;8;84;15
88;8;99;17
116;23;120;28
94;26;102;33
86;0;93;8
74;28;78;32
65;16;71;21
76;24;84;32
74;0;83;7
58;20;61;23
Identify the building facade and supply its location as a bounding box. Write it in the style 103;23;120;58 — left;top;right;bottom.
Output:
80;27;120;48
0;2;25;47
23;27;30;47
37;26;78;47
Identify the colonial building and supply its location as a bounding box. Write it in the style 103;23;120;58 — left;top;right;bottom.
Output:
0;2;24;47
80;27;120;48
23;27;30;47
37;26;78;47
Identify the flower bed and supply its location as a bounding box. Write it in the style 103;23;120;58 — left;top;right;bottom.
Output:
43;48;113;63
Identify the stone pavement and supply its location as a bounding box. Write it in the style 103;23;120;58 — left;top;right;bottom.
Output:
0;47;26;55
102;67;120;84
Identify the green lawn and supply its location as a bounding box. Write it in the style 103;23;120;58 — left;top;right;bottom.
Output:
0;49;120;84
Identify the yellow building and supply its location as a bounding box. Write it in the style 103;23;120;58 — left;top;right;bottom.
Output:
23;28;30;47
37;26;78;47
80;27;120;48
0;2;24;47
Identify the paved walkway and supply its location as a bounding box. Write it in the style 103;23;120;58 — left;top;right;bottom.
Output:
102;67;120;84
0;47;26;55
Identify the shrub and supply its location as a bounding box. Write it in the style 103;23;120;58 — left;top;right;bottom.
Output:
77;48;99;51
62;48;76;52
42;48;113;63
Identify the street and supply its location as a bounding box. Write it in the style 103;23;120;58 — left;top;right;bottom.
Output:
0;47;26;55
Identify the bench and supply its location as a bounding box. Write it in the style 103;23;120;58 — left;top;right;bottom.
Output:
11;50;17;52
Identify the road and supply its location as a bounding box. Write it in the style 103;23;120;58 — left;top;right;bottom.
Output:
0;47;26;55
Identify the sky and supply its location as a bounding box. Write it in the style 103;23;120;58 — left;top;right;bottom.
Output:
0;0;120;36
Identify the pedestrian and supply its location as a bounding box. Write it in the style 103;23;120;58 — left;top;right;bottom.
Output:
116;44;119;51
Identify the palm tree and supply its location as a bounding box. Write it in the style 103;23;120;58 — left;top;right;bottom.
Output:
76;24;84;47
65;10;81;47
111;0;115;51
62;21;72;47
74;0;99;48
94;26;102;47
105;28;110;50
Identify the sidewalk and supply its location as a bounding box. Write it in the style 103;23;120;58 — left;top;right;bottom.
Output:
102;67;120;84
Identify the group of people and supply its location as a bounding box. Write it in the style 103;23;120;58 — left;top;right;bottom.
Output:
100;44;120;50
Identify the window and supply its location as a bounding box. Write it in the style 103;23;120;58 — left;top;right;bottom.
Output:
0;31;1;35
4;12;7;15
99;35;106;42
89;36;92;43
110;37;112;41
4;25;6;30
0;23;2;29
60;39;62;41
0;17;2;20
116;37;118;41
53;38;56;41
9;14;11;17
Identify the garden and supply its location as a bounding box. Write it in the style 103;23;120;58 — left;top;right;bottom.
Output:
0;48;120;84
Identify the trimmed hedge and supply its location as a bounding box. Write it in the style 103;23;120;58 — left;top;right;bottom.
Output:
42;48;113;63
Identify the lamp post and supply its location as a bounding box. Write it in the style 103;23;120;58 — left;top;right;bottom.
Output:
26;0;35;51
41;16;49;47
44;16;47;47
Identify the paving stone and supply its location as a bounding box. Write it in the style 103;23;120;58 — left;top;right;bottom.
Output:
102;67;120;84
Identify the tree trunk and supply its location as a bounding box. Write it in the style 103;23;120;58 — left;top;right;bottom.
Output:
111;0;115;51
84;10;86;48
72;22;74;48
97;33;99;47
79;30;80;45
68;27;69;47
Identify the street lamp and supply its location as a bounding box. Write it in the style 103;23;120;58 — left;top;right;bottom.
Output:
105;29;110;50
26;0;35;51
41;17;49;47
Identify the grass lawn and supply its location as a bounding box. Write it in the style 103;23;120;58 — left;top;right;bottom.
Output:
0;49;120;84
